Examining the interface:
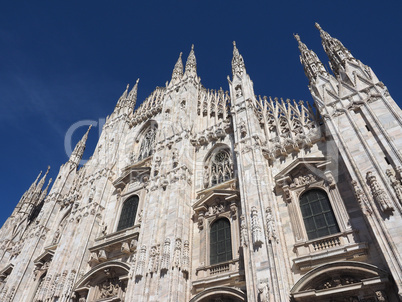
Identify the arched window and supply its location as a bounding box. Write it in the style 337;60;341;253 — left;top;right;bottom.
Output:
117;196;139;231
300;189;340;240
210;218;232;265
205;149;233;188
138;127;157;161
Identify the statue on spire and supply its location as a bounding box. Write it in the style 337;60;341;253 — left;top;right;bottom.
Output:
231;41;246;77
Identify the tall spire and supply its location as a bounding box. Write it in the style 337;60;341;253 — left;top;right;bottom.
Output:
126;78;139;111
231;41;246;77
39;178;52;202
35;166;50;194
294;33;328;83
69;125;92;167
184;44;197;78
170;52;183;85
315;23;355;76
28;170;42;193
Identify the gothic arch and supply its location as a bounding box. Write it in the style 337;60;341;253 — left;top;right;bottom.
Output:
190;286;246;302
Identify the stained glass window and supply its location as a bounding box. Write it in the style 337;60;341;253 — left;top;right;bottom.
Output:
117;196;139;231
210;218;232;265
300;189;339;240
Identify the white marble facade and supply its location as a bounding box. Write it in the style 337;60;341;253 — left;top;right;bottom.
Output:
1;24;402;302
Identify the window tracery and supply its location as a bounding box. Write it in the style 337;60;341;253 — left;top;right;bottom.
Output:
138;127;157;161
205;149;233;189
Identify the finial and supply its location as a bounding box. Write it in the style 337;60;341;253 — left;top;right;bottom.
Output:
179;52;182;58
233;41;236;46
126;83;129;90
315;22;322;31
293;33;301;43
191;44;194;50
136;78;140;85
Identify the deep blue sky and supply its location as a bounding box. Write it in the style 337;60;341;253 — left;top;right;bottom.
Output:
1;1;401;227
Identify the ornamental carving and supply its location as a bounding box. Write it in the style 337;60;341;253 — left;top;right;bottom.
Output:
366;171;393;212
386;168;402;205
351;180;372;216
251;207;263;246
174;238;182;268
148;244;160;273
98;278;122;299
135;245;147;278
315;275;359;290
265;207;278;243
240;215;248;247
160;238;171;271
182;240;190;273
290;174;317;188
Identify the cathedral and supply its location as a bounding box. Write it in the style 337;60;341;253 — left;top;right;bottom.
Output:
1;23;402;302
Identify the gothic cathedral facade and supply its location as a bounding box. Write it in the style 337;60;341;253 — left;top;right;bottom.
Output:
1;24;402;302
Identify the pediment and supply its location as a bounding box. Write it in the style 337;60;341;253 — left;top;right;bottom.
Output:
112;164;151;190
0;263;13;278
275;158;331;182
193;189;239;213
33;249;54;266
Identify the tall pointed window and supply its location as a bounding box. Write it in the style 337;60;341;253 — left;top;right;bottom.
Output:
138;127;156;161
300;189;339;240
117;196;139;231
210;218;232;265
205;149;233;188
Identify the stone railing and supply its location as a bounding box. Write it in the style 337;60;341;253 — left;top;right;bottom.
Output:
195;258;240;279
293;230;368;270
294;230;354;256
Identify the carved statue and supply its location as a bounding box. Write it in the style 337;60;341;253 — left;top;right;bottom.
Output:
251;207;263;246
351;180;372;215
266;207;278;243
386;169;402;205
240;215;249;247
366;171;393;212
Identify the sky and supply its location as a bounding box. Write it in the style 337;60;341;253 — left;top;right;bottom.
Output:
1;1;401;227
